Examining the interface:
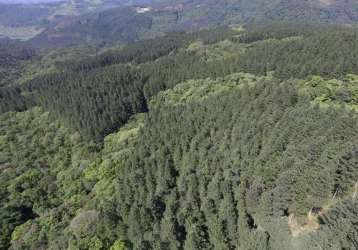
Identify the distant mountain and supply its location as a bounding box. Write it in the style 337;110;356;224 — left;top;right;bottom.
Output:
0;0;153;40
28;7;154;47
1;0;358;43
148;0;358;26
24;0;358;47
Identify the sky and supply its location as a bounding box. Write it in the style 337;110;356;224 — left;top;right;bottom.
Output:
0;0;65;3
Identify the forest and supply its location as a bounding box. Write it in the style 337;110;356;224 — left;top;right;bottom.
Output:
0;23;357;250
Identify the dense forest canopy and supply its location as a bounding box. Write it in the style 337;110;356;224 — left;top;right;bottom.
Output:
0;23;357;250
2;24;358;140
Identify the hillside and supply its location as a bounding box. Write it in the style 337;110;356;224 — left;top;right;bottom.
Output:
1;0;358;46
0;42;35;87
0;0;147;40
19;0;358;47
0;24;357;250
150;0;358;25
27;7;154;47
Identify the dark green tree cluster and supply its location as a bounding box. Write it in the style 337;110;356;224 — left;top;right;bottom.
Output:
2;24;358;142
312;197;358;249
65;33;191;72
234;26;358;79
234;23;337;43
26;66;147;141
0;27;241;141
1;73;356;250
112;76;358;249
0;42;35;87
0;87;29;114
65;27;237;72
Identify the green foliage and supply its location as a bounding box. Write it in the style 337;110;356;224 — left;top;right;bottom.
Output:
109;240;126;250
0;106;145;249
0;42;35;87
302;75;358;111
228;24;358;79
17;45;98;85
1;27;239;141
64;27;237;72
0;207;35;250
0;107;95;249
26;65;146;141
70;210;99;238
312;197;358;250
3;25;358;142
113;73;357;249
1;24;358;250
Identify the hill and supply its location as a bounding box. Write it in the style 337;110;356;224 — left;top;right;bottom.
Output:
27;7;154;47
0;41;35;87
22;0;358;48
1;0;358;46
0;24;357;249
0;0;148;40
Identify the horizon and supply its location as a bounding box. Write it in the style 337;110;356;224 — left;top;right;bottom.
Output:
0;0;64;3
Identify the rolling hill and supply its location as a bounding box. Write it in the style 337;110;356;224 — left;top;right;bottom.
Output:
27;7;154;47
0;1;358;250
0;0;151;40
0;24;357;249
1;0;358;45
21;0;358;47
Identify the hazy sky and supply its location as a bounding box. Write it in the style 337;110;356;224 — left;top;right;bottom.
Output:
0;0;65;3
